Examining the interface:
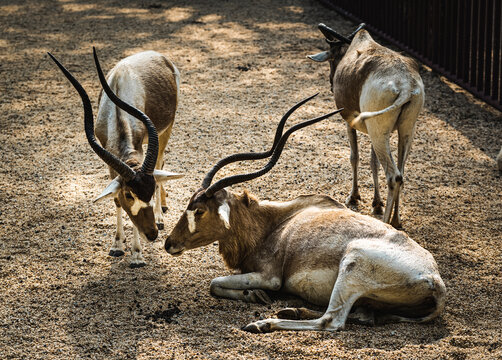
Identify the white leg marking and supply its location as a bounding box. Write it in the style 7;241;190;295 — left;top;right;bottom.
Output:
130;226;145;266
111;206;126;254
154;185;164;227
186;210;196;234
218;201;231;229
116;206;125;241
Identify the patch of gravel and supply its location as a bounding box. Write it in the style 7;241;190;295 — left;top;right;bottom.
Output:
0;0;501;359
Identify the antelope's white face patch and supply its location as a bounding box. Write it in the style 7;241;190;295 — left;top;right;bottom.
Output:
218;202;231;229
186;210;196;234
130;193;154;216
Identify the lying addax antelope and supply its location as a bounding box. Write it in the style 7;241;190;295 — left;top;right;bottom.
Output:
49;48;183;267
164;96;445;333
308;23;425;228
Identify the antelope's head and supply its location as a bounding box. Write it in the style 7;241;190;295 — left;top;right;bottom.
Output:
307;23;366;89
165;94;343;256
48;48;183;241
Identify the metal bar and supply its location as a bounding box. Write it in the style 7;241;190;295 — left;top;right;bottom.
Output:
477;0;487;91
470;0;479;87
457;0;467;81
433;0;442;67
492;0;501;103
462;0;472;84
449;0;459;77
443;0;450;71
418;0;427;56
484;0;494;96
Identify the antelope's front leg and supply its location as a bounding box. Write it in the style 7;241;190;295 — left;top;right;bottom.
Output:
210;273;281;304
345;124;361;206
370;146;384;215
129;226;146;268
154;184;164;231
109;202;126;257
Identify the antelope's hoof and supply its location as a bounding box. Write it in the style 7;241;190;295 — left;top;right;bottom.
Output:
156;222;165;231
276;308;300;320
372;200;384;214
345;194;361;207
129;261;146;269
241;321;271;333
372;206;383;215
109;249;125;257
162;206;168;213
391;221;403;230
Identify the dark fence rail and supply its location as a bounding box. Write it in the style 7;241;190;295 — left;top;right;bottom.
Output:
319;0;502;112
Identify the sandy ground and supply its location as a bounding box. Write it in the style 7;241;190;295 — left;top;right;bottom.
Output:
1;0;501;359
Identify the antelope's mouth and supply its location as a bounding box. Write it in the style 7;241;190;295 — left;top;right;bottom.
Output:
169;249;185;257
165;244;185;256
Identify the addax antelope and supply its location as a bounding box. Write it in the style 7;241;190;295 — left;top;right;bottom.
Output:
49;48;183;267
308;23;425;228
164;95;445;333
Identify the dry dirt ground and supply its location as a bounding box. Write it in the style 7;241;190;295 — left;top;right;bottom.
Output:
1;0;501;359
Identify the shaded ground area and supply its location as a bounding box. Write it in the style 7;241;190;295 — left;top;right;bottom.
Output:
1;0;501;358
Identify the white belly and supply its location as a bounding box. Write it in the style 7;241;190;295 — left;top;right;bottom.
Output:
284;269;338;306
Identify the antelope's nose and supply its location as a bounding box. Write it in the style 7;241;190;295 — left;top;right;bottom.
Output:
164;236;172;252
146;228;158;241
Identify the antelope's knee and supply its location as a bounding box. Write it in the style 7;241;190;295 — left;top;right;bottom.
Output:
387;173;403;190
268;277;281;291
209;278;222;296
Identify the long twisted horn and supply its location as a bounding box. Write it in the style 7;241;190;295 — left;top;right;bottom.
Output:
48;52;136;181
318;23;351;44
93;47;159;176
201;93;320;189
204;108;343;197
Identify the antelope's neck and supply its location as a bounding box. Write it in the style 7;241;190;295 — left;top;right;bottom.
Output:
219;197;322;272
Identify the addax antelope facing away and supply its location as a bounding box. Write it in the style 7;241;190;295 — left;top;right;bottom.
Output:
308;23;425;228
49;48;183;267
164;95;445;333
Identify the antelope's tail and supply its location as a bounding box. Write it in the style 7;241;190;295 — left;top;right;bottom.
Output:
350;88;413;128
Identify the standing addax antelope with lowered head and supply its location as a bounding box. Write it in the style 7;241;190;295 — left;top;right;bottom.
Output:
308;23;425;228
49;48;183;267
164;95;445;333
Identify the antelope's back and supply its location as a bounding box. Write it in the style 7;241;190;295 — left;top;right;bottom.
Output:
279;199;411;273
100;51;179;134
334;30;422;115
126;51;179;132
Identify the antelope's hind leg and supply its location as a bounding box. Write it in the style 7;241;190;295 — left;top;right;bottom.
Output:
276;307;324;320
154;127;172;227
345;123;361;207
370;146;384;215
390;101;419;229
242;255;367;333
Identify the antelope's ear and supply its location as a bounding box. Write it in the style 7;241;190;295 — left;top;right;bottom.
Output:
307;51;331;62
153;170;184;183
242;190;258;207
94;178;121;203
218;201;231;229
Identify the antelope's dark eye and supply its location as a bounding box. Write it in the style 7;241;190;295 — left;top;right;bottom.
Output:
125;193;134;200
194;208;204;216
